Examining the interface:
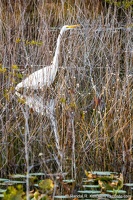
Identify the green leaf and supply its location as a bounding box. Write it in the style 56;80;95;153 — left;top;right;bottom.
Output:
17;73;23;79
3;185;25;200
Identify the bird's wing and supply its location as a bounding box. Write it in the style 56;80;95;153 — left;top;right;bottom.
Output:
15;65;57;90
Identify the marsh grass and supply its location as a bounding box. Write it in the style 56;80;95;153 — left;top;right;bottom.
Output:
0;0;132;183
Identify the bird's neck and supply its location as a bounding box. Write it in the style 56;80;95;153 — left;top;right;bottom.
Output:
52;29;64;68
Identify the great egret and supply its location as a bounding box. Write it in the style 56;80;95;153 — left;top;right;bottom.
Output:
15;25;80;171
15;24;80;91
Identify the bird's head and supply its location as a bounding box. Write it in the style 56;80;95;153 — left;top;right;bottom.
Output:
61;24;80;32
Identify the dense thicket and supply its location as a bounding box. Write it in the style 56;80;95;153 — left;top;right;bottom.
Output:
0;0;132;182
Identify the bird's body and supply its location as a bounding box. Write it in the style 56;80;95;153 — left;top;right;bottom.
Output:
15;24;80;91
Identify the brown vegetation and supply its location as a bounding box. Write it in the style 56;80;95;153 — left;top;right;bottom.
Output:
0;0;132;183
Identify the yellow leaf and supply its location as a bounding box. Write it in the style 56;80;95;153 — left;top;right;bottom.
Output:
0;68;6;73
39;179;54;194
12;65;18;70
30;40;36;45
18;97;26;104
16;38;21;43
17;73;23;79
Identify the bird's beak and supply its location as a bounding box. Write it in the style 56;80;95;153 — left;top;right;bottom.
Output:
66;24;80;29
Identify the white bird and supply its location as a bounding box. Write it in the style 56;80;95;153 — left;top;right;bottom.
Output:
15;25;80;170
15;24;80;91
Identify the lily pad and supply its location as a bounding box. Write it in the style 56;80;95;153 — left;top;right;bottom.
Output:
124;183;133;187
54;195;70;198
34;184;39;187
10;174;26;178
29;173;45;176
0;189;6;193
5;180;26;184
107;190;126;194
63;179;75;183
83;184;100;188
0;178;9;182
82;179;94;183
0;182;12;186
91;171;118;176
78;190;101;194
